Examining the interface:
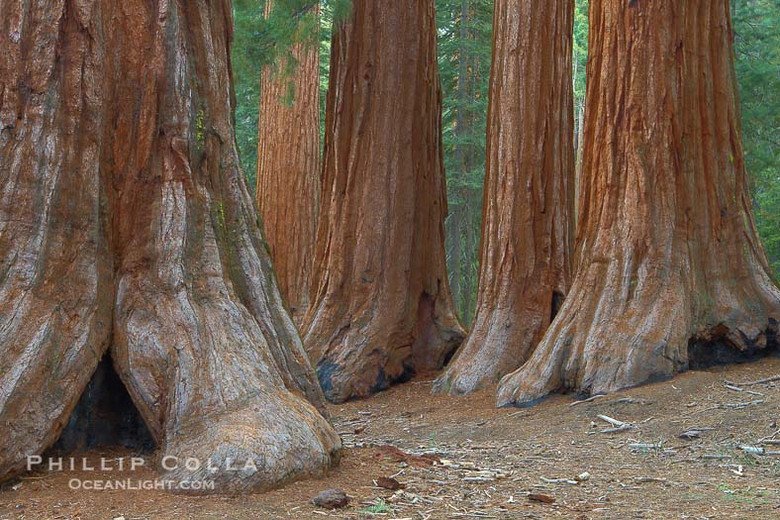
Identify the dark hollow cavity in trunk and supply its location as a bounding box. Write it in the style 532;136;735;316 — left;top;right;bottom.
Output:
688;321;779;370
51;356;155;454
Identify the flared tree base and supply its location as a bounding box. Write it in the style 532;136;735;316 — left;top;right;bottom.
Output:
433;306;548;396
496;265;780;408
161;399;339;494
0;0;340;490
307;293;464;403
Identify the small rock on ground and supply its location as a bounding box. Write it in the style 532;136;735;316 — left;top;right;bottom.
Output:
312;488;350;509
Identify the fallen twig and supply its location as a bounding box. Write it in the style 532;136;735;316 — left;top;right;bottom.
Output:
718;399;765;409
540;477;579;485
596;414;636;433
634;477;667;483
569;394;606;406
726;374;780;387
628;443;662;451
722;383;765;397
722;464;745;477
739;445;780;456
757;429;780;444
679;426;716;439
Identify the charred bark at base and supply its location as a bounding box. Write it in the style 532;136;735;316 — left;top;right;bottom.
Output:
688;326;779;370
497;0;780;407
434;0;575;395
256;1;320;324
0;0;339;492
303;0;465;403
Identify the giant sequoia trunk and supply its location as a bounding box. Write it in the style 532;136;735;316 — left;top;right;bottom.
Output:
497;0;780;407
256;1;320;323
0;0;339;492
434;0;575;395
303;0;465;403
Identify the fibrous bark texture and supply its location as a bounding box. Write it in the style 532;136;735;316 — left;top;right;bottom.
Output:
0;0;339;492
497;0;780;407
435;0;575;395
303;0;465;403
256;1;320;324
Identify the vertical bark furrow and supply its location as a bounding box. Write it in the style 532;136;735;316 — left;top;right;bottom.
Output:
0;0;339;492
303;0;464;403
434;0;575;395
256;0;320;324
497;0;780;408
0;0;113;481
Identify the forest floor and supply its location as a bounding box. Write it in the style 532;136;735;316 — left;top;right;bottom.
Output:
2;357;780;519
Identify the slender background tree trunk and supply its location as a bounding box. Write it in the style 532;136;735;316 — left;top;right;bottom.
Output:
303;0;465;403
574;100;585;225
256;0;321;324
0;0;339;491
498;0;780;407
435;0;575;395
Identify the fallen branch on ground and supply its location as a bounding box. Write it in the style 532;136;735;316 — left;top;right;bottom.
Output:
628;443;662;451
718;399;765;409
725;374;780;387
596;414;636;433
722;383;765;396
740;445;780;456
569;394;606;406
634;477;667;483
757;429;780;444
540;477;579;485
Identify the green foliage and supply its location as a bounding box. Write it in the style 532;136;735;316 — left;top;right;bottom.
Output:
318;0;354;145
194;106;206;146
436;0;494;323
329;0;353;22
573;0;589;110
231;0;779;294
231;0;335;190
232;0;265;190
732;0;780;277
361;499;391;515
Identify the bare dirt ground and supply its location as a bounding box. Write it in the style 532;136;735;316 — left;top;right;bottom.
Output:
2;357;780;519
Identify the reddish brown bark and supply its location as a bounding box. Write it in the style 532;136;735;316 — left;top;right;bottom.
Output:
256;1;320;323
303;0;465;403
0;0;339;492
498;0;780;407
435;0;575;395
